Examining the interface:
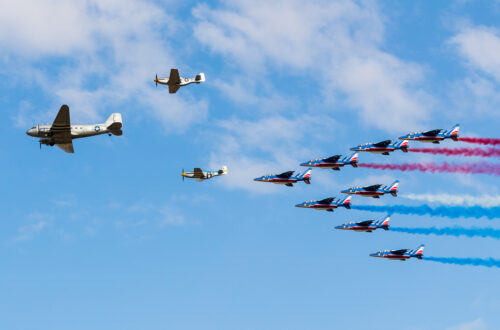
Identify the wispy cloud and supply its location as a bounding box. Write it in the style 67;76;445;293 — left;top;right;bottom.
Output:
12;212;53;242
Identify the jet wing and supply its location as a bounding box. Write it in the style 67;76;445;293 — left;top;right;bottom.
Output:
356;220;375;227
422;129;442;136
373;140;392;147
363;184;382;191
323;155;341;163
168;85;180;94
56;142;74;154
318;197;335;204
390;249;408;255
50;105;71;134
193;168;205;179
276;171;294;179
169;68;181;85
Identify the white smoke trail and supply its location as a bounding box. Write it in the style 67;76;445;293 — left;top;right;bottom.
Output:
403;194;500;207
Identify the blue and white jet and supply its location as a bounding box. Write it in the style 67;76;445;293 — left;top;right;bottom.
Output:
398;124;460;144
254;168;312;187
300;153;358;171
350;139;408;155
335;216;390;232
370;244;424;261
295;195;352;212
341;180;399;198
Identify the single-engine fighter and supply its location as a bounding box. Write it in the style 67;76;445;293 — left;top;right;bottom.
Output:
295;195;352;212
370;244;424;261
335;216;390;232
154;68;205;94
26;104;122;154
350;139;408;155
341;180;399;198
300;153;358;170
182;166;227;182
399;124;460;144
254;168;312;187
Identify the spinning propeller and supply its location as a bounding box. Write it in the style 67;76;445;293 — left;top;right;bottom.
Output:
155;74;158;87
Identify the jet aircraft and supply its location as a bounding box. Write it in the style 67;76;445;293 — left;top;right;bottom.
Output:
295;195;352;212
398;124;460;144
370;244;424;261
154;68;205;94
182;166;227;182
254;168;312;187
300;153;358;170
350;139;408;155
26;104;123;154
341;180;399;198
335;216;390;232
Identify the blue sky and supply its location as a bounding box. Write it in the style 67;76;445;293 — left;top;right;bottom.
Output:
1;1;500;329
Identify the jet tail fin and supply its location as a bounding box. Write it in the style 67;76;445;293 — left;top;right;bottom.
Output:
347;152;358;167
195;73;206;83
339;195;352;209
385;180;399;196
105;113;123;133
395;139;409;152
299;168;312;184
377;216;390;230
410;244;425;259
446;124;460;140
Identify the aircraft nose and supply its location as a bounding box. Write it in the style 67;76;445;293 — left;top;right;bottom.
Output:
295;203;306;208
369;253;377;257
299;161;311;167
26;129;33;136
254;177;263;182
334;225;342;230
341;189;349;194
349;146;358;151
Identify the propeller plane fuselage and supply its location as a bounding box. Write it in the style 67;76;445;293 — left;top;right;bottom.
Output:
154;68;205;94
182;166;227;182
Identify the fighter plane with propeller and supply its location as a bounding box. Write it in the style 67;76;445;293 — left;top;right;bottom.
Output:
254;168;312;187
181;166;227;182
26;104;123;154
295;195;352;212
350;139;408;155
370;244;424;261
300;152;358;170
398;124;460;144
335;216;390;232
341;180;399;198
154;68;206;94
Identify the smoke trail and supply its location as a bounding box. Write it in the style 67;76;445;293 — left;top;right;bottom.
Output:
358;162;500;176
409;147;500;158
403;193;500;207
351;204;500;219
459;137;500;146
424;256;500;268
391;226;500;239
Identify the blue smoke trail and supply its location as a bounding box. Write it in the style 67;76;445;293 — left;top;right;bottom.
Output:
351;205;500;219
391;227;500;239
424;257;500;268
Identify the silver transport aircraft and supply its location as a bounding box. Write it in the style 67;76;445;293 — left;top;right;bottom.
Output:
26;104;123;153
182;166;228;182
154;68;206;94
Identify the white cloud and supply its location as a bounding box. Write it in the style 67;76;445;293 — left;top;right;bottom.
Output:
446;318;487;330
193;0;432;132
12;212;53;242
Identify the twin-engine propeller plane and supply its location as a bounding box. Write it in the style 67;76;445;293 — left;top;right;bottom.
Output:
154;68;206;94
295;195;352;212
26;104;123;154
300;153;358;170
341;180;399;198
335;216;390;232
399;124;460;144
370;244;424;261
254;168;312;187
350;139;408;155
182;166;228;182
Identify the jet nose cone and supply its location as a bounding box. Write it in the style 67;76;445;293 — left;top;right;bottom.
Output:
341;189;349;194
254;177;263;182
349;146;358;151
334;225;342;230
369;253;377;257
300;161;311;167
295;203;305;208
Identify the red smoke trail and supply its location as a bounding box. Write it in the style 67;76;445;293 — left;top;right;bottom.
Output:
358;162;500;176
409;147;500;157
459;137;500;146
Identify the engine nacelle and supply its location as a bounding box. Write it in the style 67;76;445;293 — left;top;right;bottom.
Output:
40;138;55;146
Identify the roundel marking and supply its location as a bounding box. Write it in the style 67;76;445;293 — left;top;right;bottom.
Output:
95;125;101;132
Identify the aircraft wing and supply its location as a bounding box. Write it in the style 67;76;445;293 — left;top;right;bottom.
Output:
373;140;392;147
50;105;71;134
193;168;205;179
56;142;74;154
168;85;180;94
318;197;335;204
390;249;408;255
363;184;382;191
356;220;375;227
323;155;341;163
169;68;181;85
422;129;442;136
276;171;294;179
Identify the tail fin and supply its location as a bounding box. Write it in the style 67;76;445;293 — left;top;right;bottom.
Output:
347;152;358;167
339;195;352;209
395;139;409;152
386;180;399;196
105;113;123;135
447;124;460;140
299;168;312;184
378;216;390;230
411;244;425;259
219;165;228;175
195;73;206;83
